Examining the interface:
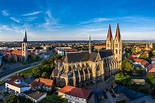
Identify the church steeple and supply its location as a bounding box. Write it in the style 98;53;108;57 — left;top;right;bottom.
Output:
113;23;122;69
106;24;113;50
106;24;113;41
22;30;28;61
114;23;121;41
89;35;91;54
23;30;27;43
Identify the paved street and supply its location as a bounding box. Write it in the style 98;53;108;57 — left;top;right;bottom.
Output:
83;75;114;91
0;62;40;81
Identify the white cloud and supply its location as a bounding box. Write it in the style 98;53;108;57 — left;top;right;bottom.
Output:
1;10;9;16
25;17;37;21
10;17;20;23
22;11;42;16
80;18;113;25
38;9;63;31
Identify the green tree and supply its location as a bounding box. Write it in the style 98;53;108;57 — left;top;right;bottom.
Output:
32;55;39;62
131;47;136;54
4;94;33;103
39;95;67;103
42;64;51;72
147;73;155;86
124;62;134;72
41;72;48;78
32;66;41;77
115;72;131;85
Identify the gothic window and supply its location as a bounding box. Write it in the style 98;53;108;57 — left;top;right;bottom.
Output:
107;44;109;47
115;49;118;54
119;49;121;54
115;44;118;48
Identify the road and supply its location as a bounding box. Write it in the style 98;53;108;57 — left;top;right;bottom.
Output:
0;62;40;81
83;76;114;91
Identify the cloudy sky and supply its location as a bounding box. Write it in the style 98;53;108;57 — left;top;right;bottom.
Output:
0;0;155;41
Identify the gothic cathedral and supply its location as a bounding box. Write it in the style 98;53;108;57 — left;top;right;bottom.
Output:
106;24;122;69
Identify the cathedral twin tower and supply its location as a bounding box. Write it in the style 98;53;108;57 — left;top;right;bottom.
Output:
106;24;122;69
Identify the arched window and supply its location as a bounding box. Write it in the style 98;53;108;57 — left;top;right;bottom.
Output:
119;49;121;54
107;44;109;47
115;49;118;54
115;44;118;48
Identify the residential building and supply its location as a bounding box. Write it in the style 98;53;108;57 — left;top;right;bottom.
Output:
147;64;155;73
30;78;54;91
5;76;31;94
58;85;91;103
24;90;47;103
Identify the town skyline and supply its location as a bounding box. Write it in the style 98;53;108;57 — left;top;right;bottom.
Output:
1;0;155;41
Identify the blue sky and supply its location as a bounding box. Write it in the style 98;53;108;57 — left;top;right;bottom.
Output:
0;0;155;41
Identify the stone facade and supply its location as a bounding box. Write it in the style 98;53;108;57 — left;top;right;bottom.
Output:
52;24;122;87
106;24;122;69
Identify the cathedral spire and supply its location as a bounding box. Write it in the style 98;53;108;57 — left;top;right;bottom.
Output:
23;30;27;43
115;23;121;41
106;24;113;41
89;35;91;54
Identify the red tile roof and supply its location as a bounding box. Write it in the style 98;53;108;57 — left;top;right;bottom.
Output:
4;50;22;56
7;76;26;88
11;50;22;56
30;78;54;90
58;85;91;99
147;64;155;73
151;57;155;61
133;59;149;68
94;45;106;50
129;55;139;61
65;49;78;52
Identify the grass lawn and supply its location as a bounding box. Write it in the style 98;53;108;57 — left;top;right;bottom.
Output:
0;80;6;86
13;66;39;78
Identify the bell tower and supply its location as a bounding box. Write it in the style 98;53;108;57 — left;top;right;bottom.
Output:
106;24;113;50
113;24;122;69
22;30;28;61
89;35;91;54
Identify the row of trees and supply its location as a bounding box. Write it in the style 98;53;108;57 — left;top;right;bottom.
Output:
4;94;33;103
4;94;67;103
32;55;62;78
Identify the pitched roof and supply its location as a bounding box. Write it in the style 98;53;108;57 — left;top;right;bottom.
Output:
133;59;149;68
99;50;113;58
30;78;54;90
94;45;106;50
114;23;121;41
58;85;91;99
106;24;113;41
24;90;47;100
151;57;155;61
64;52;89;63
147;64;155;73
11;50;22;56
7;76;27;88
89;52;98;62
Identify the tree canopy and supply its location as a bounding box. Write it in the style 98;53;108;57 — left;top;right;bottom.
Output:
4;94;33;103
122;58;134;72
147;73;155;86
38;95;67;103
115;72;131;85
